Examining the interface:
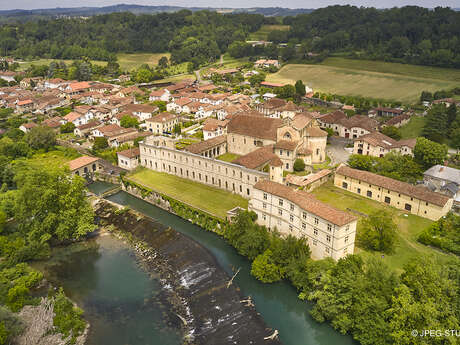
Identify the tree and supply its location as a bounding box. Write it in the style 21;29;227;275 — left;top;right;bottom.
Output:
92;137;108;151
25;127;56;151
251;249;283;283
135;68;153;83
158;56;169;69
120;115;139;128
414;137;448;169
294;80;305;96
348;154;375;171
249;73;265;87
173;124;181;135
293;158;305;172
450;128;460;151
276;85;296;99
422;104;448;143
358;210;397;253
447;103;457;128
13;166;96;242
381;126;401;140
60;122;75;134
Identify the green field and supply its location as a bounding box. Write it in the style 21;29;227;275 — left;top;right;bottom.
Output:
16;148;81;170
127;168;248;218
249;24;290;41
399;116;427;139
17;52;171;72
216;153;240;162
266;58;460;103
311;182;454;272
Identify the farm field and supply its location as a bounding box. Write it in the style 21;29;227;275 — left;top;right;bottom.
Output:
248;24;290;41
311;182;454;272
127;168;248;219
267;58;460;103
17;52;171;72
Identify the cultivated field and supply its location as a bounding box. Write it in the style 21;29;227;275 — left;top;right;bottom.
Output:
127;168;248;219
17;53;171;72
311;182;453;272
267;58;460;103
248;24;290;41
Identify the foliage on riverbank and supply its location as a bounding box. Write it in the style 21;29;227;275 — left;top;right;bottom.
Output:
223;210;460;345
121;177;224;232
52;289;86;344
418;213;460;255
0;139;93;342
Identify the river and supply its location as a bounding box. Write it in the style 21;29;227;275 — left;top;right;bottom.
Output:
84;182;356;345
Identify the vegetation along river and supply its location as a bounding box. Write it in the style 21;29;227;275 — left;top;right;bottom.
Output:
46;181;356;345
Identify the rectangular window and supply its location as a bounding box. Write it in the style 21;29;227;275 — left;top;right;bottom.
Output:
302;212;307;220
405;203;412;211
278;209;283;216
357;188;361;194
290;214;294;222
326;235;331;243
263;203;267;209
263;193;267;200
314;218;319;225
302;222;306;230
384;196;391;204
342;182;348;189
367;190;372;198
262;214;266;220
327;224;332;232
290;204;294;211
314;228;318;236
325;247;330;253
289;225;293;232
313;240;317;246
279;199;283;206
345;236;349;243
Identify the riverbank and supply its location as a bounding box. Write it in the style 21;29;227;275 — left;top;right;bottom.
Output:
93;198;282;345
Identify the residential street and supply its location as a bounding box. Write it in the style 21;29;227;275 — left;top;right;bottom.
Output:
327;136;353;165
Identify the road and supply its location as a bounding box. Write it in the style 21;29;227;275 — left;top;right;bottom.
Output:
327;136;353;165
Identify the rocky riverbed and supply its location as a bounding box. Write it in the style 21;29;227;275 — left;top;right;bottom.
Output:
93;199;282;345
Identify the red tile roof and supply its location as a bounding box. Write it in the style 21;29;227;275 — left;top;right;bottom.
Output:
227;115;283;141
68;156;99;171
233;145;282;169
336;165;451;207
254;180;357;226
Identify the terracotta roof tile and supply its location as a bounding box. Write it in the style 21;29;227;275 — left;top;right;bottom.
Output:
254;180;357;226
186;135;227;154
336;165;451;207
68;156;99;171
227;115;282;141
233;145;282;169
117;147;140;159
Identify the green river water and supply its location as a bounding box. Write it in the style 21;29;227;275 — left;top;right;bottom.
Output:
42;181;356;345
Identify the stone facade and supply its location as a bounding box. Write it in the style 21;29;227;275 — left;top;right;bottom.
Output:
249;180;358;260
335;165;453;221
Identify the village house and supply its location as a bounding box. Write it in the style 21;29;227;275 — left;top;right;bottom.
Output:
285;169;332;191
118;74;131;83
111;131;146;147
34;96;69;114
423;165;460;209
335;165;453;221
15;99;34;113
145;112;178;135
19;122;37;133
74;120;103;137
254;59;280;69
260;81;285;89
353;132;417;157
373;107;404;117
20;77;43;89
318;111;378;139
195;104;215;119
166;97;192;114
62;111;93;126
203;118;229;140
42;116;63;131
44;78;66;89
255;98;287;118
68;156;102;177
149;89;170;102
249;180;357;260
0;71;19;83
117;86;143;98
382;113;412;128
117;147;140;170
65;81;92;95
122;103;159;121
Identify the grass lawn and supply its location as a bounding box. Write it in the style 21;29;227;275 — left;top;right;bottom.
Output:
399;116;427;139
249;24;290;41
311;182;454;272
17;59;106;71
127;168;248;219
266;58;460;103
216;153;240;163
312;155;333;170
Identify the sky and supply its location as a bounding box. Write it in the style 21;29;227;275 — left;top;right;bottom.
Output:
0;0;458;10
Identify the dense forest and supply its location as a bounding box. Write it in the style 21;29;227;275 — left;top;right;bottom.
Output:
0;11;266;66
284;6;460;68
